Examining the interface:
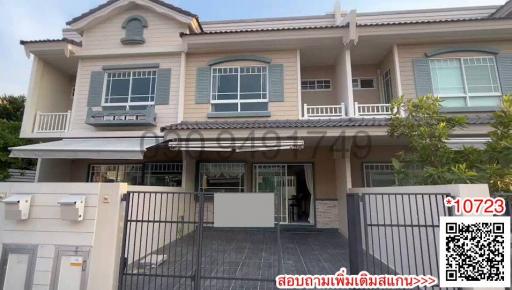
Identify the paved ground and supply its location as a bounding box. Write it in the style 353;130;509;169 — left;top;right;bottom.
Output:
120;228;349;290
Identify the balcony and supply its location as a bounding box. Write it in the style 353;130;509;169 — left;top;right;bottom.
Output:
303;103;393;119
33;111;71;133
303;103;346;119
354;103;392;117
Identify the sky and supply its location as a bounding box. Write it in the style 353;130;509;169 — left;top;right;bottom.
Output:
0;0;506;95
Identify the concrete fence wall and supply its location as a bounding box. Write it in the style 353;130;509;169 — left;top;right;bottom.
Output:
0;182;128;290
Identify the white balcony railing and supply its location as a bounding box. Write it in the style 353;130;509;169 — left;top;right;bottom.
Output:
34;111;71;133
354;102;392;117
303;103;345;119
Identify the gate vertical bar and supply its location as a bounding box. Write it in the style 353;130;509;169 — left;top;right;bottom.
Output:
118;192;131;290
347;193;364;274
194;192;205;290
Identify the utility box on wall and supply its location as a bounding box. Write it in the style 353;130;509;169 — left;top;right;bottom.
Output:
2;194;32;220
58;196;86;222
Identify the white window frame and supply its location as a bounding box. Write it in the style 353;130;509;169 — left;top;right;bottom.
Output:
382;69;393;103
301;79;332;91
429;56;502;106
363;163;396;187
210;65;269;112
352;77;377;90
101;69;158;108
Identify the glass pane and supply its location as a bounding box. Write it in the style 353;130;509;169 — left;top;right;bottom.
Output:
352;79;359;88
240;102;268;112
109;79;130;96
440;97;467;107
130;96;151;103
107;96;129;103
215;94;238;100
144;163;183;187
360;79;375;89
198;163;245;193
469;96;501;107
212;103;238;112
240;74;262;93
217;74;238;94
430;59;465;95
240;93;263;100
254;165;287;223
4;253;29;290
131;77;151;96
463;58;500;94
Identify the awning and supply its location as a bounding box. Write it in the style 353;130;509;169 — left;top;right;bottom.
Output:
446;137;490;150
9;138;163;159
168;139;304;152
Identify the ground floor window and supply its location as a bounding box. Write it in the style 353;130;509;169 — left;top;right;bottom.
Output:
363;163;396;187
197;162;245;193
88;162;182;186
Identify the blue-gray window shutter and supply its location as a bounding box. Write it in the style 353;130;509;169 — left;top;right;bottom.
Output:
155;68;171;105
496;53;512;95
196;67;211;104
87;71;105;107
269;64;284;102
413;59;433;97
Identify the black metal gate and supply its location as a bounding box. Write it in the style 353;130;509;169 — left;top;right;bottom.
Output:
347;192;457;290
118;191;281;290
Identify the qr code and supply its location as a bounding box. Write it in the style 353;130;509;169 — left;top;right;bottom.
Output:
440;216;510;288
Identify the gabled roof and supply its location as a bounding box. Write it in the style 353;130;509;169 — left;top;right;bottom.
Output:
66;0;198;25
160;115;494;132
181;24;347;37
19;38;82;47
490;0;512;18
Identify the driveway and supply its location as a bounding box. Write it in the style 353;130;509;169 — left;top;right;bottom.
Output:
120;228;349;290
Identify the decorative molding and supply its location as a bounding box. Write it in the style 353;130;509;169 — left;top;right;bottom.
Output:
425;48;500;57
102;63;160;70
121;15;148;45
207;55;272;66
207;111;271;118
121;15;148;28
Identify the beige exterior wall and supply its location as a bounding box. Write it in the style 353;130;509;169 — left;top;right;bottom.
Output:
301;66;338;106
69;54;182;137
183;50;299;121
350;145;406;188
398;40;512;99
352;64;381;104
20;57;74;138
80;7;187;55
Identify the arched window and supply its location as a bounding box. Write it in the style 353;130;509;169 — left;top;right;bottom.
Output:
121;15;148;45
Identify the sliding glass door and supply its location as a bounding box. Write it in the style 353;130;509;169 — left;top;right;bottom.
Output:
253;164;288;223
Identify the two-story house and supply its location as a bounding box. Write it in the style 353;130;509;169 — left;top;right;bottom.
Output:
11;0;512;235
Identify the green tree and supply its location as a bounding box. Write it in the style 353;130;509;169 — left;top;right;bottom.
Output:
484;96;512;192
0;95;34;180
388;95;484;186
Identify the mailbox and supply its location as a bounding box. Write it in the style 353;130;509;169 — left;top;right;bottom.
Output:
58;195;86;221
2;194;32;220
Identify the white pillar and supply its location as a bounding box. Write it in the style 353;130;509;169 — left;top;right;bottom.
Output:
336;47;354;117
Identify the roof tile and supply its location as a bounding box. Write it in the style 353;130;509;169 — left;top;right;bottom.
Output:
161;114;493;131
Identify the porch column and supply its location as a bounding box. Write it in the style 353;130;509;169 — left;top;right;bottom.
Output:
335;46;354;117
334;138;352;237
182;151;196;192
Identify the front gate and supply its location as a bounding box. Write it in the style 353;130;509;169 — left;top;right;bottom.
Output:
117;191;281;290
347;192;458;290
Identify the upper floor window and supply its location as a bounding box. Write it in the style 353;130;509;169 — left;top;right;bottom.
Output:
301;79;332;91
211;66;268;112
429;56;501;107
103;69;157;106
352;78;376;90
